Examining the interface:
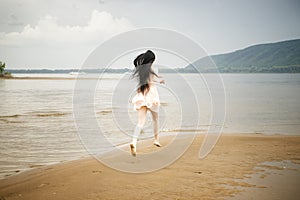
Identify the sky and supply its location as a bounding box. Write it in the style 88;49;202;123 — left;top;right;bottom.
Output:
0;0;300;69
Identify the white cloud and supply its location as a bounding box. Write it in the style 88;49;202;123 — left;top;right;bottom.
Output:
0;10;134;47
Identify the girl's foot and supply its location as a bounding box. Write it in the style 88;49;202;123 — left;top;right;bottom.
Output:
130;143;136;157
153;141;161;147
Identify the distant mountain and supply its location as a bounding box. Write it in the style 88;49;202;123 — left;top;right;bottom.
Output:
7;39;300;74
185;39;300;73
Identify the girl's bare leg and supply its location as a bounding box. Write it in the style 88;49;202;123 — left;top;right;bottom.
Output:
150;110;161;147
130;106;147;156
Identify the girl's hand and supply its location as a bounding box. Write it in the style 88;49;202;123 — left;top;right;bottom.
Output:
160;80;165;84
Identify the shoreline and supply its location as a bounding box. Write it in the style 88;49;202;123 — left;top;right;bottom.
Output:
0;76;96;80
0;133;299;200
1;72;300;81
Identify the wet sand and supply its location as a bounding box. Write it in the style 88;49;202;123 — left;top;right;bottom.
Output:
0;134;300;200
226;160;300;200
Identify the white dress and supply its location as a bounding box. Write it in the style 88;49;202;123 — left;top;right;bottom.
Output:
131;75;160;112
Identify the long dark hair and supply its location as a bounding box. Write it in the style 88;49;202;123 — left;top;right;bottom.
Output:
132;50;158;94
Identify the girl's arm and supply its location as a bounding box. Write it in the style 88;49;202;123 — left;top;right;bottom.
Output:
152;74;165;84
151;65;165;84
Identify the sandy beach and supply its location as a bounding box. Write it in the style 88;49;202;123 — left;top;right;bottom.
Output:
0;134;299;200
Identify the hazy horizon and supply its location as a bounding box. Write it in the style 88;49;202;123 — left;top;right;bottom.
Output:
5;38;299;71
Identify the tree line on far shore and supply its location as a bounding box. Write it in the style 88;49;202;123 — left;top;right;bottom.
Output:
0;61;12;77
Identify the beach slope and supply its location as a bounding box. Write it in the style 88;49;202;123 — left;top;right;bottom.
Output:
0;134;300;200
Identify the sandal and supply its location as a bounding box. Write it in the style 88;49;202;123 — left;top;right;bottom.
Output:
153;141;161;147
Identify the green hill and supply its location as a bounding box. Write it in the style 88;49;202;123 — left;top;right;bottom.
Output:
185;39;300;73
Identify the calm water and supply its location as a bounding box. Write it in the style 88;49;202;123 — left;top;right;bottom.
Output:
0;73;299;178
